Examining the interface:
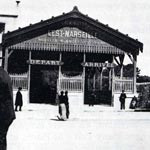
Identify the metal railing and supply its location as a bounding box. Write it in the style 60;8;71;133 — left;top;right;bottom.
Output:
58;73;83;92
114;77;133;93
59;78;83;92
10;73;28;89
10;73;134;93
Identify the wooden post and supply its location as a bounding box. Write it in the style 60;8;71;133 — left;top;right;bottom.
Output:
58;53;62;93
120;65;123;91
28;50;32;103
127;53;136;94
111;56;115;106
119;55;124;91
100;67;103;90
109;68;111;91
4;47;9;71
120;66;123;79
93;73;96;89
133;54;137;94
83;53;86;104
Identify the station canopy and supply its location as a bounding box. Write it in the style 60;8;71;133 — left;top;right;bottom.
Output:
2;6;143;56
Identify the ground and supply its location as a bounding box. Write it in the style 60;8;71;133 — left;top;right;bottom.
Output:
8;104;150;150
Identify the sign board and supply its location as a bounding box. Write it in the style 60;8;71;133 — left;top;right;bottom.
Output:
26;27;111;46
48;28;97;39
82;62;115;68
28;59;63;65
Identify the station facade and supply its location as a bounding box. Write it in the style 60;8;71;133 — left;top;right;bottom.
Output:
2;7;143;106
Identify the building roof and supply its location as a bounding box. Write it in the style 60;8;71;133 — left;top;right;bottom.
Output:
2;6;143;55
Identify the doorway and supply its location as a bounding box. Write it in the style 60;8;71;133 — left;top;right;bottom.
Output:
84;67;112;105
30;65;58;104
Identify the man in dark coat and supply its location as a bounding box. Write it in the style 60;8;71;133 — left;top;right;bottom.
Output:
57;91;67;121
0;67;16;150
15;87;23;111
64;91;70;119
119;90;127;110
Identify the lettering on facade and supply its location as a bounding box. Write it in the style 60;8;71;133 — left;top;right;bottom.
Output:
34;27;108;46
28;59;63;65
82;62;115;68
48;28;97;39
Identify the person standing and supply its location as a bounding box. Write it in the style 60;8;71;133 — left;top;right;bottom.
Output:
55;92;59;105
64;91;70;119
89;89;96;106
130;96;137;109
0;67;16;150
119;90;127;110
15;87;23;111
57;91;67;121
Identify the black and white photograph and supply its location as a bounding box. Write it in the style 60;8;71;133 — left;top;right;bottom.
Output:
0;0;149;150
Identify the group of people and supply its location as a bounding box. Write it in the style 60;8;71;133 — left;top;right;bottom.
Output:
57;91;70;121
0;65;142;150
119;90;138;110
15;88;70;121
0;66;71;149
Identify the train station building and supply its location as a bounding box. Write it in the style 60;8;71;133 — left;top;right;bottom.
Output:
1;6;143;107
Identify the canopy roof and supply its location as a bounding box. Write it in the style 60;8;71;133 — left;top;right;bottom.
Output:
2;6;143;55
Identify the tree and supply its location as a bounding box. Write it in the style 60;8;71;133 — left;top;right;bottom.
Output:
114;64;140;78
137;75;150;83
114;64;150;83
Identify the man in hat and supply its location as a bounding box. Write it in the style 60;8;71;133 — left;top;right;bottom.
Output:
0;67;16;150
15;87;23;111
64;91;70;119
119;90;127;110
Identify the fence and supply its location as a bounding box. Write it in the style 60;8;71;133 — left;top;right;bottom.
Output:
10;72;83;92
10;73;28;89
114;77;133;93
58;73;83;92
59;78;83;92
10;73;135;93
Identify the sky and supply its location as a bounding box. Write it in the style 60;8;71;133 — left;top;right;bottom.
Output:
0;0;150;75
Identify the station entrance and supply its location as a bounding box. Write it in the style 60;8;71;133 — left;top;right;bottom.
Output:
84;67;112;105
30;65;58;104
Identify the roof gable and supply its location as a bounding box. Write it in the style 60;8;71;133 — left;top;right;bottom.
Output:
9;27;124;55
2;6;143;55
